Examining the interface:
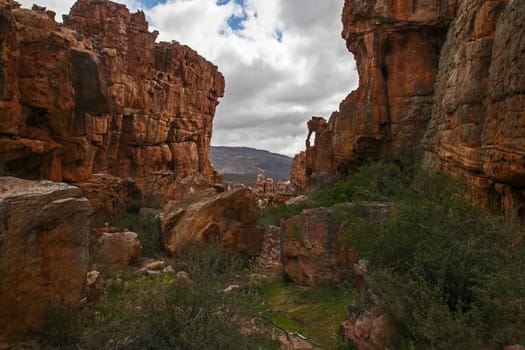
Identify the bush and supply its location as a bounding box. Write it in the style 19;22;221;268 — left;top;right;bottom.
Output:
108;212;163;257
341;163;525;349
313;160;407;205
38;298;82;348
139;241;278;349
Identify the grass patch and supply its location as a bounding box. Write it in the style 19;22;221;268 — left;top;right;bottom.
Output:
253;276;355;349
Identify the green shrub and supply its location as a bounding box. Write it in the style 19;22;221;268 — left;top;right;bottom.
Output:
313;160;407;205
38;298;82;348
139;241;278;349
108;212;163;257
341;163;525;349
258;201;318;226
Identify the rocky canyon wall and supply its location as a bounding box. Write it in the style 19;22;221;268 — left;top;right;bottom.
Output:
0;0;224;216
292;0;524;218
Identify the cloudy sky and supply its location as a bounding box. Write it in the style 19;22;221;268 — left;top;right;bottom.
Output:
18;0;357;156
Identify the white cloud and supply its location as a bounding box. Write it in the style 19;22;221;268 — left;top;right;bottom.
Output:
15;0;358;156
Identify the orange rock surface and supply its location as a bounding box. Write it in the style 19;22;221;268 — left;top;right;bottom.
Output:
292;0;524;217
422;0;525;215
162;188;264;256
0;0;224;211
0;177;91;340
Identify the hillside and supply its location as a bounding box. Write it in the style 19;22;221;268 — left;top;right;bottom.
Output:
210;146;293;183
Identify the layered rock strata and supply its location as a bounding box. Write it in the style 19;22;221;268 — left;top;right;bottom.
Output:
0;177;91;340
0;0;224;212
422;0;525;214
292;0;524;217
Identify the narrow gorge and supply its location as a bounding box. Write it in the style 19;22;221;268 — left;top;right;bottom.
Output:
0;0;524;349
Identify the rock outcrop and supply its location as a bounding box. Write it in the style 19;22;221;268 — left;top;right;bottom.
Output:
281;207;353;286
292;0;524;218
0;177;91;340
162;188;264;256
94;228;142;265
0;0;224;215
340;304;398;350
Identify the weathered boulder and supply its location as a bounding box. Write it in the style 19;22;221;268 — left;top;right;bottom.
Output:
281;207;353;286
340;305;398;350
0;0;224;215
94;230;142;265
0;177;91;340
162;188;264;256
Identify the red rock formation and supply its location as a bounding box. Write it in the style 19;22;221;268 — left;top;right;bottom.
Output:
0;177;91;340
162;188;264;256
94;229;142;265
292;0;524;219
422;0;525;216
0;0;224;213
281;207;354;286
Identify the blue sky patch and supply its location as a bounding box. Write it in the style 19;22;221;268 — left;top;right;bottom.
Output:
217;0;248;31
274;29;283;42
140;0;167;8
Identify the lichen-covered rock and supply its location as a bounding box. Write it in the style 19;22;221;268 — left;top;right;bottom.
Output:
0;0;224;213
0;177;91;340
281;207;353;286
162;188;264;256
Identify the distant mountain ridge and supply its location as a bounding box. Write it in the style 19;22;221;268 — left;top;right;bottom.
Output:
210;146;293;182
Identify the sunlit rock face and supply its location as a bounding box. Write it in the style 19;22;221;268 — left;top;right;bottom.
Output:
422;0;525;216
0;177;91;340
162;188;264;256
292;0;525;218
0;0;224;211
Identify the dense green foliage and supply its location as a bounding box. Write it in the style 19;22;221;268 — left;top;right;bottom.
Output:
338;161;525;349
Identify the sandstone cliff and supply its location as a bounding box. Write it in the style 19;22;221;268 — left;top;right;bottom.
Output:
292;0;524;218
0;0;224;213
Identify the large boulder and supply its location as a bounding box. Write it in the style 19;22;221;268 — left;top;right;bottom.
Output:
281;203;394;286
162;188;264;256
0;177;91;340
94;229;142;265
281;207;353;286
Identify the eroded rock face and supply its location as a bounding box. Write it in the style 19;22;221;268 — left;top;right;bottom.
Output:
422;0;525;216
292;0;524;219
0;0;224;210
291;1;456;188
162;188;264;256
281;207;353;286
0;177;91;340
